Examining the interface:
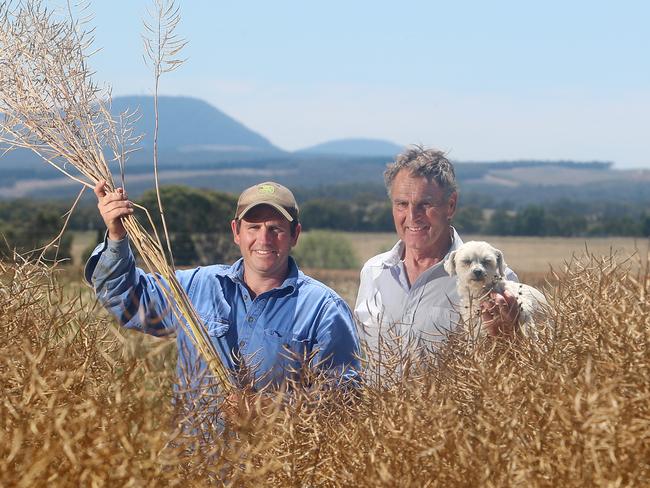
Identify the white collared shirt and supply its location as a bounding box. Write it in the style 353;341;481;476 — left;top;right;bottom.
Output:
354;229;517;350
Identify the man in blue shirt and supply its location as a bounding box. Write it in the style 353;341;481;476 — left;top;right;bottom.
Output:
86;180;360;412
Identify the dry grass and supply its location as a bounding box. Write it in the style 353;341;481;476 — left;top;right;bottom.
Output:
1;249;649;486
345;232;648;274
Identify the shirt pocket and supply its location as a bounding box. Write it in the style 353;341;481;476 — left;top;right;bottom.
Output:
200;314;231;338
263;328;312;363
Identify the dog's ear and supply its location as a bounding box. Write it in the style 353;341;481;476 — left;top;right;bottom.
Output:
496;249;507;276
444;250;457;276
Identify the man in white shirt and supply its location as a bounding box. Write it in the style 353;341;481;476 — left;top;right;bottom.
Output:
355;146;519;352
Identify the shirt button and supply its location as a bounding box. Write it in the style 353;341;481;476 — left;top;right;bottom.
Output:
239;340;246;348
247;316;254;323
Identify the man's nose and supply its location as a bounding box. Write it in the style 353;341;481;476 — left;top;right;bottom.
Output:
258;228;274;243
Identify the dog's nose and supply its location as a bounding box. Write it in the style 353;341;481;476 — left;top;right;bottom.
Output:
472;269;485;279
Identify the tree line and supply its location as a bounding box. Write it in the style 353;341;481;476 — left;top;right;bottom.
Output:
1;185;648;263
298;197;650;238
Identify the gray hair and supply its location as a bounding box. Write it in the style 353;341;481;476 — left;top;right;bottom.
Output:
384;145;458;199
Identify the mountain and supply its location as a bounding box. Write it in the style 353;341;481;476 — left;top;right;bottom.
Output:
109;95;283;162
2;95;647;205
0;95;284;169
296;138;404;157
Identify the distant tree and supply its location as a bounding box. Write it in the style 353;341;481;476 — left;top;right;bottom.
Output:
357;201;393;232
67;201;105;231
643;213;650;237
138;185;236;234
300;199;357;231
137;186;237;265
0;198;104;232
454;206;484;234
544;214;587;236
192;233;240;266
0;208;72;261
486;209;515;235
588;216;641;237
171;232;199;265
513;205;546;236
292;231;358;269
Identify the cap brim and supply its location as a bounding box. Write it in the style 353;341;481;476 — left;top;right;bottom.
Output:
237;202;294;222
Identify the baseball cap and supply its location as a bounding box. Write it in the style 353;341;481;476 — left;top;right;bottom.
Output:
235;181;299;222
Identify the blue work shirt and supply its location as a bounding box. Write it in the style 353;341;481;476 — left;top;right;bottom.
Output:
85;236;361;390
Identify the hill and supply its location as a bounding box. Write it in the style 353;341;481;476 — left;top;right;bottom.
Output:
2;154;649;207
109;95;281;158
0;95;285;171
296;138;403;157
0;95;648;206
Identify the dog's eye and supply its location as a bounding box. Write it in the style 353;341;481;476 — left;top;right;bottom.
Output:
481;259;492;266
462;259;471;265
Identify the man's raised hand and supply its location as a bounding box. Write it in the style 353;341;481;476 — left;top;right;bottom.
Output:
93;179;133;241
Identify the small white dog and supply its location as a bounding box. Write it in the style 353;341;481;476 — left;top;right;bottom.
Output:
444;240;548;337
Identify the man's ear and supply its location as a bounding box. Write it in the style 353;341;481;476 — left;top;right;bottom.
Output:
446;192;458;221
495;249;507;276
231;219;240;245
444;250;457;276
291;222;301;247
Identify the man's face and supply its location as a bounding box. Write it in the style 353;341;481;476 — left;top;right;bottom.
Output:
231;205;300;280
390;169;457;255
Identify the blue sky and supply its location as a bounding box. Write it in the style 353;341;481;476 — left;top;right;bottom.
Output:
85;1;648;168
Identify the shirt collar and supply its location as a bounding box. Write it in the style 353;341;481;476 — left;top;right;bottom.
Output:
222;256;299;293
380;226;464;268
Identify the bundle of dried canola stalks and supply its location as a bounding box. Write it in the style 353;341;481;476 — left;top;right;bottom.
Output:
0;1;234;393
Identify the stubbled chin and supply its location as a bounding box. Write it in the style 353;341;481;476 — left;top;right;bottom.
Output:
403;235;431;248
403;229;429;239
253;254;277;262
250;252;279;263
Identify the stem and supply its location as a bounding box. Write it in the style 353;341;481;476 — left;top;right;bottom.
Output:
152;1;175;269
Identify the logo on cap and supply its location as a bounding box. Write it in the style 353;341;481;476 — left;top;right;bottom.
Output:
258;184;275;195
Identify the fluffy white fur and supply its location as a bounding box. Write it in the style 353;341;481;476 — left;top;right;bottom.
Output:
444;240;548;337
